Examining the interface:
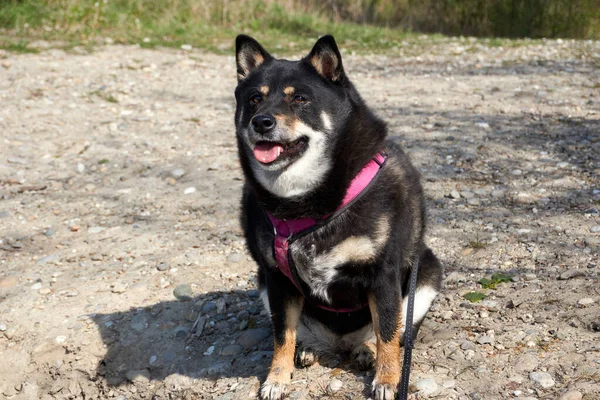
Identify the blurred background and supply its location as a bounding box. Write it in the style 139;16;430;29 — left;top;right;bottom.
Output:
1;0;599;54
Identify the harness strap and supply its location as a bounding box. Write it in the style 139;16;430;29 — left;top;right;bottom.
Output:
398;255;420;400
267;151;387;314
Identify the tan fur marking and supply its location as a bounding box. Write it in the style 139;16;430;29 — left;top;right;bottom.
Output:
368;294;402;388
310;51;340;80
254;53;265;67
260;85;270;95
266;299;303;384
283;86;295;96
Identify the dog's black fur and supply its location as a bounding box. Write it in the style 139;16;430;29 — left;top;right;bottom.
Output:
234;34;443;400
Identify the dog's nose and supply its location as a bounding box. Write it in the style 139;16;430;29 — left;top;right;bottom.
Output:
251;114;276;134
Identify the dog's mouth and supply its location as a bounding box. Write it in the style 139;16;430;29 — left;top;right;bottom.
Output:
253;137;308;165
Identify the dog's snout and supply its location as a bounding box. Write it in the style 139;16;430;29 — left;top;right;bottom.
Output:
251;114;276;134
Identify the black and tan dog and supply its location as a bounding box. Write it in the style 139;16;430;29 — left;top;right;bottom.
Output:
234;34;443;400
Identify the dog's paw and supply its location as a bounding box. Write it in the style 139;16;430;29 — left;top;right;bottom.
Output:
371;380;397;400
260;381;288;400
351;343;375;370
295;345;318;368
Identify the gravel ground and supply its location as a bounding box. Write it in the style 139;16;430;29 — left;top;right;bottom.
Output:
1;38;599;400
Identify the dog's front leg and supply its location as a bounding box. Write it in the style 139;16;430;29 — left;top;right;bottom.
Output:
261;281;303;400
368;276;403;400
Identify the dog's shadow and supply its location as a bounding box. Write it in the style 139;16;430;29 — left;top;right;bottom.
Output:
91;288;382;395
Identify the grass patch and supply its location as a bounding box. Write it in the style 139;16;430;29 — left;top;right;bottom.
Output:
463;292;487;303
479;273;512;290
0;39;38;54
0;0;438;55
98;159;110;164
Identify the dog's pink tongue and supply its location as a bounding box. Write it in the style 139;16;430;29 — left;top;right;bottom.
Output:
253;143;284;163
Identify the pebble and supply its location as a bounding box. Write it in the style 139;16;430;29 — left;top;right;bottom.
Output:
203;345;215;356
31;282;42;290
558;390;583;400
515;353;539;372
173;284;193;301
432;328;454;340
227;252;243;263
111;282;127;293
156;261;170;271
559;269;585;280
237;328;271;349
183;186;196;195
216;297;226;313
530;371;555;388
36;255;57;264
0;323;6;331
202;301;217;313
125;369;151;384
39;288;51;295
511;169;522;176
171;168;185;179
460;340;474;350
181;44;192;51
44;228;55;237
450;190;461;199
477;335;494;345
412;378;438;395
220;344;243;356
55;335;67;344
87;226;105;234
130;313;147;331
327;379;343;394
491;189;506;198
591;225;600;233
577;298;594;307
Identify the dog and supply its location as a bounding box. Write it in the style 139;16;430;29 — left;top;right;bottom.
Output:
234;34;443;400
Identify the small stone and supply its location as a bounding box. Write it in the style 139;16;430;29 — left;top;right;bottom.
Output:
460;340;474;350
149;355;157;365
477;335;494;345
181;44;192;51
111;282;127;293
156;261;170;271
511;169;522;175
577;298;594;307
220;344;243;356
591;226;600;233
202;301;217;313
327;379;343;394
227;253;243;263
524;273;537;281
173;284;193;301
450;190;461;199
475;122;491;130
432;328;454;340
530;371;555;388
87;226;105;234
130;313;147;332
31;282;42;290
36;254;57;264
237;328;271;349
125;369;151;384
558;390;583;400
171;168;185;179
467;198;481;206
0;323;6;331
517;228;531;234
557;162;570;169
44;228;55;237
461;191;475;199
183;186;196;194
491;189;506;198
55;335;67;344
203;345;215;356
39;288;51;295
559;269;585;280
77;163;85;173
216;297;226;313
412;378;438;395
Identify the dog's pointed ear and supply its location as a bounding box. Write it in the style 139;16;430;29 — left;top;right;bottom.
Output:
306;35;344;82
236;35;272;81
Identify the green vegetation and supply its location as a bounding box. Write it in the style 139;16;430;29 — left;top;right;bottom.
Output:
479;273;512;290
463;291;488;303
0;0;597;54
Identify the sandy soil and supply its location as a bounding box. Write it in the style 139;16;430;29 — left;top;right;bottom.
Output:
1;38;599;400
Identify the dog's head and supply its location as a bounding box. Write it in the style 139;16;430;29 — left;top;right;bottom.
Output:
234;35;354;198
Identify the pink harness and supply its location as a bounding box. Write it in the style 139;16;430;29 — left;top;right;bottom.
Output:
267;152;387;313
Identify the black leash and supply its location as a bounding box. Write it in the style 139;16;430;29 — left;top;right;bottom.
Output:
398;256;420;400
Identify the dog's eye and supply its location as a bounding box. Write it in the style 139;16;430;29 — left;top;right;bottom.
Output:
293;95;308;104
250;94;262;104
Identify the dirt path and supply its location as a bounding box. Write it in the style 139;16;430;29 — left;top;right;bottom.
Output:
1;39;599;400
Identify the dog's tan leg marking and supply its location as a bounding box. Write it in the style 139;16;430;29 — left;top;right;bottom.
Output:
261;299;303;400
368;294;402;400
